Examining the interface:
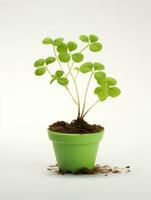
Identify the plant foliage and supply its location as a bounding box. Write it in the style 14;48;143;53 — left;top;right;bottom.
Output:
33;34;121;118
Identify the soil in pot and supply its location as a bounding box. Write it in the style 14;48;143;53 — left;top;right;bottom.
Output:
48;118;104;134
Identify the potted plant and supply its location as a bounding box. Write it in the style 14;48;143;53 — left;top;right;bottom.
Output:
33;34;121;174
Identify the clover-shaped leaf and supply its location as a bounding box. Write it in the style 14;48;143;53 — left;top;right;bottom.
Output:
57;78;69;86
67;41;78;51
89;34;99;43
72;53;84;63
108;87;121;97
94;86;102;95
35;67;46;76
94;62;105;70
106;77;117;86
34;58;45;67
89;42;102;52
98;88;108;101
94;86;108;101
97;79;107;87
54;38;64;46
55;70;64;78
57;43;67;53
94;71;106;86
46;57;56;65
58;52;70;62
80;62;93;73
42;37;53;45
79;35;89;42
94;71;106;80
50;70;64;84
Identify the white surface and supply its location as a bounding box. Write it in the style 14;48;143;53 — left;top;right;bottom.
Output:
0;0;151;199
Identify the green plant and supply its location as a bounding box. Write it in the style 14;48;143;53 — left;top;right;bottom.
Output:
33;34;121;119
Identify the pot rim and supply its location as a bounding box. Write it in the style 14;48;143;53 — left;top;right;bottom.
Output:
47;129;104;136
48;129;104;144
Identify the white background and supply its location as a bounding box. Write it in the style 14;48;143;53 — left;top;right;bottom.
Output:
0;0;151;199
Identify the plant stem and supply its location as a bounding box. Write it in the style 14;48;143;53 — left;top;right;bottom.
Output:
66;44;90;117
52;43;90;118
53;45;64;72
67;63;81;118
46;67;52;76
80;44;89;53
65;86;78;105
81;71;94;117
52;45;77;105
82;99;100;118
66;44;90;77
75;70;79;80
66;61;74;77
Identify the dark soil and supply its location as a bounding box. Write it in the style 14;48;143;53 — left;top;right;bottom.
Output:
48;118;104;134
47;164;131;175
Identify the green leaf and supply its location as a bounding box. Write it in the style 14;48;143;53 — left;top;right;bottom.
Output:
97;79;107;87
98;87;108;101
58;52;70;62
94;86;108;101
57;78;69;86
94;86;102;95
80;62;93;73
54;38;64;46
57;43;67;53
34;58;45;67
108;87;121;97
35;67;46;76
94;71;106;86
89;42;102;52
45;57;56;65
89;34;99;43
42;37;53;45
94;71;106;80
72;53;84;63
55;70;64;78
79;35;89;42
106;77;117;86
67;41;78;51
94;62;105;70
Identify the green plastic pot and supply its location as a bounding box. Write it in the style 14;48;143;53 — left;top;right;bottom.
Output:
48;129;104;173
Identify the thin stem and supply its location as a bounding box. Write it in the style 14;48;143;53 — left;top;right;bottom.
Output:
67;61;74;77
75;70;79;80
51;45;77;105
46;67;52;76
66;44;90;77
53;45;64;72
47;67;77;105
81;71;94;117
67;63;81;118
82;99;100;118
80;44;89;53
65;87;78;105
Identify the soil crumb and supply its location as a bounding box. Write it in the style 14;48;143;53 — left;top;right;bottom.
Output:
47;164;131;175
48;118;104;134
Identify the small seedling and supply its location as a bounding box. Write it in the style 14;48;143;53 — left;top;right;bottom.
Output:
33;34;121;119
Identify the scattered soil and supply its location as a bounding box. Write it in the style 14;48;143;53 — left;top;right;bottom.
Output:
47;164;131;175
48;118;104;134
